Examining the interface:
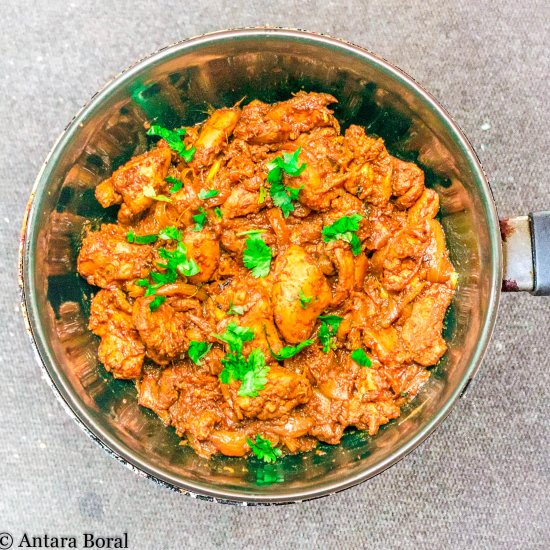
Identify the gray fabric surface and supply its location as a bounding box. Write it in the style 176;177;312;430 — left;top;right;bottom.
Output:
1;1;549;548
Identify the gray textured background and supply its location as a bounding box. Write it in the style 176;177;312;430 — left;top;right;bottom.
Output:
1;1;549;548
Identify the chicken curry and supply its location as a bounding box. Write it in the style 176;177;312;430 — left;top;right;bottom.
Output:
77;92;456;462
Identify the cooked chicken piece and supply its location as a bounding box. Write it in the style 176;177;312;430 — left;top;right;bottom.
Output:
304;389;346;445
361;204;406;251
391;157;425;208
401;283;453;366
272;245;332;343
324;242;357;307
301;345;356;401
343;125;393;207
211;276;283;361
132;296;204;364
209;430;249;457
234;92;339;144
181;228;220;284
370;222;431;291
137;365;179;423
138;363;229;459
221;182;263;219
362;325;412;367
345;398;401;436
88;289;145;379
408;188;439;224
191;108;241;169
95;178;122;208
106;144;172;216
232;365;312;420
423;219;455;284
77;224;153;288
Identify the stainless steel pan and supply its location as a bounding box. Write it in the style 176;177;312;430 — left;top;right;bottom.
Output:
19;28;550;505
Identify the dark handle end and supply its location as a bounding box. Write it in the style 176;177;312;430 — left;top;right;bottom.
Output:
530;211;550;296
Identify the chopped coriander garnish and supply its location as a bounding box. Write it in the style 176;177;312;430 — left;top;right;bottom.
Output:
213;322;255;354
214;323;270;397
269;178;303;218
149;295;166;312
247;435;282;464
299;289;313;309
243;234;272;278
239;348;270;397
258;185;267;204
143;184;172;203
267;148;306;217
322;214;363;256
269;339;314;361
228;301;246;316
146;124;196;162
157;241;200;277
134;227;198;310
318;314;344;353
198;188;219;200
165;176;183;193
351;348;372;367
192;207;207;231
188;340;212;365
267;148;307;180
237;229;266;237
126;230;158;244
158;225;182;241
214;206;223;219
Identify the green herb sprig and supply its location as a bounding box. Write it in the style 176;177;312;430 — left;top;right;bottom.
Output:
243;234;272;278
318;314;344;353
146;125;196;162
133;225;200;311
247;435;282;463
351;348;372;367
266;148;306;217
214;323;270;397
322;214;363;256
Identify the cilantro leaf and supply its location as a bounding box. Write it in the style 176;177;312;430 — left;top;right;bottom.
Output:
258;185;267;204
299;289;313;309
213;322;255;354
126;230;158;244
158;226;182;241
318;314;344;353
157;241;200;277
243;235;272;278
351;348;372;367
192;207;207;231
149;295;166;312
266;147;306;218
146;124;196;162
188;340;212;365
322;214;363;256
237;229;266;237
238;348;269;397
214;325;270;396
269;178;303;218
143;184;172;203
198;188;219;200
214;207;223;219
165;176;183;193
266;148;306;179
247;435;282;464
269;339;314;361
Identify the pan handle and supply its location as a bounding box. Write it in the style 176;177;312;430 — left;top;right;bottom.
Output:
501;211;550;295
